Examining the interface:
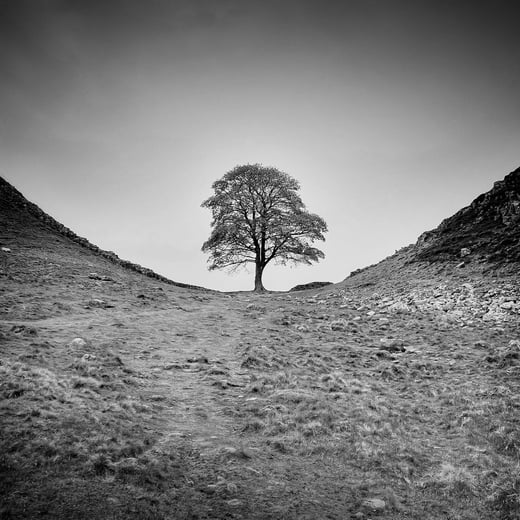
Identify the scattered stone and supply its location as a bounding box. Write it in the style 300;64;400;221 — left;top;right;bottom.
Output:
86;298;114;309
149;394;166;401
212;379;243;389
226;499;243;507
69;338;87;348
379;339;407;353
295;324;311;332
330;319;349;331
10;325;37;336
361;497;386;510
388;301;411;313
187;356;209;364
88;272;112;281
222;446;252;459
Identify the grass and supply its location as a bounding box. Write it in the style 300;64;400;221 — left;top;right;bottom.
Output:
2;266;520;518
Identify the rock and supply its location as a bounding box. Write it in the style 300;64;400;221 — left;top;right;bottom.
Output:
70;338;87;348
1;247;11;252
361;497;386;510
379;339;406;353
149;394;166;401
330;319;349;331
11;325;37;336
460;247;471;257
295;324;310;332
388;301;411;313
187;356;209;364
226;499;243;507
86;298;114;309
89;272;113;281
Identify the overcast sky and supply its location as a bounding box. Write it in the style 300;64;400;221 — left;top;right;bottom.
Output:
1;0;519;291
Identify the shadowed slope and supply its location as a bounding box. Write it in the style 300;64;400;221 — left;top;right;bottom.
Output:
0;176;207;291
416;167;520;263
339;167;520;294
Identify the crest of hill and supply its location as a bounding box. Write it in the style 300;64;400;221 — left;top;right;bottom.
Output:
0;176;207;291
415;166;520;263
339;166;520;292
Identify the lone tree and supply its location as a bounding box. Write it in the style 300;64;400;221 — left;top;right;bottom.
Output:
201;164;328;292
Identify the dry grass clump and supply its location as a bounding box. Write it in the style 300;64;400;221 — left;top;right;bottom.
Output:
0;355;163;494
241;387;347;443
246;371;291;393
489;471;520;520
0;361;66;400
463;394;520;458
419;462;477;496
241;344;288;370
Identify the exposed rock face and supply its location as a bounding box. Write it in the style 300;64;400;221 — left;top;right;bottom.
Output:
415;167;520;263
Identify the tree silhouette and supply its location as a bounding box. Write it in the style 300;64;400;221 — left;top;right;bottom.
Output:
202;164;327;292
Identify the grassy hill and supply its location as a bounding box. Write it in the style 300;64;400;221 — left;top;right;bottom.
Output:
1;171;519;519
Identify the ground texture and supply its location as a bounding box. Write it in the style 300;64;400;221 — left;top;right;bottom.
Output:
1;237;520;519
1;173;520;519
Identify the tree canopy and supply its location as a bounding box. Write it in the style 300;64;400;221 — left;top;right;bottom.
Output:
201;164;327;292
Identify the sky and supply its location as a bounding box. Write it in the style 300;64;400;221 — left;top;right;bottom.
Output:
1;0;519;291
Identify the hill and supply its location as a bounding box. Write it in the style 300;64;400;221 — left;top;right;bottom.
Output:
0;177;206;292
338;168;520;326
416;166;520;263
1;170;520;519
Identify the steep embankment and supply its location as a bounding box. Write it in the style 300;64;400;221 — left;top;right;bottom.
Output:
0;176;206;291
416;166;520;263
335;167;520;326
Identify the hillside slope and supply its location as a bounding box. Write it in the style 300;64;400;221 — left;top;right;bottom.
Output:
337;167;520;325
1;172;520;519
0;176;205;292
416;166;520;263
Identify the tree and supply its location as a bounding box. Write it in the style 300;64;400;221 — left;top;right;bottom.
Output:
201;164;328;292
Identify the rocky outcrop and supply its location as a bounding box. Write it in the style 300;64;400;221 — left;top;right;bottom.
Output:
365;281;520;325
415;167;520;263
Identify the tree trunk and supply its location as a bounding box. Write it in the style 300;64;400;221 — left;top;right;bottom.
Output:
254;262;265;292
